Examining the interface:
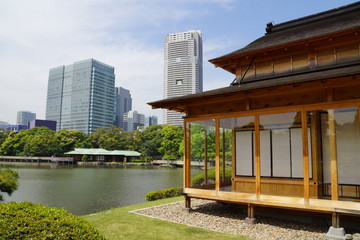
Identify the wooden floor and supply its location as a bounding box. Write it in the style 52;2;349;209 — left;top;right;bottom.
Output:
185;187;360;216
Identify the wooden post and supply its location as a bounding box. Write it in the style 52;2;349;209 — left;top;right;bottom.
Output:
302;110;310;205
185;195;191;210
215;119;220;192
311;111;321;198
254;114;261;199
184;121;191;188
222;129;226;183
245;203;256;224
204;126;208;185
332;212;340;228
328;109;339;201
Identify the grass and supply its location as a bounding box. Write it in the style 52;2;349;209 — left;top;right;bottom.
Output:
83;196;253;240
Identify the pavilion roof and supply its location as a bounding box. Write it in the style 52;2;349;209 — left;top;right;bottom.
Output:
65;148;141;157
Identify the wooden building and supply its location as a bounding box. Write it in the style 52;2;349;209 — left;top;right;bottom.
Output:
65;148;141;162
149;2;360;231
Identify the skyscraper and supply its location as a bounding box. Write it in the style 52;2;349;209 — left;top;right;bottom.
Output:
123;110;145;132
114;87;132;130
45;59;115;134
145;115;158;127
16;111;36;126
163;30;203;126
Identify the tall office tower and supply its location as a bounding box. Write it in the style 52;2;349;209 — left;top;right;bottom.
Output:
145;115;158;127
45;59;115;134
163;30;203;126
123;110;145;132
16;111;36;126
114;87;132;129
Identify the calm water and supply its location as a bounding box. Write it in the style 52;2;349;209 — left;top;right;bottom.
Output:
2;165;198;216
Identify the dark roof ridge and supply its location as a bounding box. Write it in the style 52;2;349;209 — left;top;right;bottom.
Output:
266;1;360;34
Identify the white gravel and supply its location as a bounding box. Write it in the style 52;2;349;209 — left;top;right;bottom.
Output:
133;199;331;240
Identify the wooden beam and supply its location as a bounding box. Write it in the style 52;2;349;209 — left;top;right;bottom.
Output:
328;109;339;201
255;114;261;199
302;109;310;205
215;119;220;192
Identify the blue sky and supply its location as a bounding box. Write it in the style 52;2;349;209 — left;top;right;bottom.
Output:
0;0;358;125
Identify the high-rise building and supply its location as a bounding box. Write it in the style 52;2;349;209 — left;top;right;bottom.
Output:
17;111;36;126
123;110;145;132
145;115;158;127
163;30;203;126
114;87;132;129
45;59;115;134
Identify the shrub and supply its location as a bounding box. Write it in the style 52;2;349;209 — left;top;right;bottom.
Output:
81;154;89;162
0;202;106;240
145;187;183;201
191;167;232;186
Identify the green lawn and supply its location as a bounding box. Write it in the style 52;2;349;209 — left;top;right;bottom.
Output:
83;196;253;240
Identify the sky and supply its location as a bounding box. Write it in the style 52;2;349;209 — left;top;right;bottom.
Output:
0;0;358;125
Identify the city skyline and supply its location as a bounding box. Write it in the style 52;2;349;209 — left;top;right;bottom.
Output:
1;0;358;124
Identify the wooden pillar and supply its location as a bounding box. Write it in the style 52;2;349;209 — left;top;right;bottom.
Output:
332;212;340;228
254;114;261;199
204;126;208;185
215;119;220;192
311;111;321;198
185;195;191;209
184;121;191;188
302;110;310;205
247;204;255;218
245;203;256;224
328;109;339;201
222;129;226;182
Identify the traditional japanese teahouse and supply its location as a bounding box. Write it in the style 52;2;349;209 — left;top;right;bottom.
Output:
149;2;360;232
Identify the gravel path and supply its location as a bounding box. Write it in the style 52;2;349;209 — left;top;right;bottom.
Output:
133;199;330;240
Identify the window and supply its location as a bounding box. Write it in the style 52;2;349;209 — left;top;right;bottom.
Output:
176;79;183;85
234;112;312;178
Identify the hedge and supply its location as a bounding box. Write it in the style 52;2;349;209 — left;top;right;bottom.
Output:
145;187;183;201
0;201;106;240
191;167;232;186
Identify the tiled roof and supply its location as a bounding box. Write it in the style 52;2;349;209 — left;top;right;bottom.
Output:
210;2;360;64
65;148;141;157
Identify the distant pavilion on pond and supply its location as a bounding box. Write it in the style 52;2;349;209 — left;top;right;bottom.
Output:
65;148;141;162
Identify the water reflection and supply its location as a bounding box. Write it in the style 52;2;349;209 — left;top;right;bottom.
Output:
2;165;197;216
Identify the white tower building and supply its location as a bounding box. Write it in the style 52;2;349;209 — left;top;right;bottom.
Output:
163;30;203;126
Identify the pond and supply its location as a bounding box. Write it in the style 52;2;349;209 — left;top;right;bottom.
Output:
2;164;199;216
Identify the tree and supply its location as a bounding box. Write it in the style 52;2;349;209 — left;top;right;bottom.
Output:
0;129;10;147
158;125;183;160
0;169;19;201
90;126;131;150
23;131;60;156
136;125;163;159
0;127;54;156
55;129;91;155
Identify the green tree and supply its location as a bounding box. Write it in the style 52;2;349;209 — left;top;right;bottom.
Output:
136;125;163;159
90;126;131;150
87;128;107;148
0;127;54;156
23;131;60;156
0;169;19;201
158;125;183;160
55;129;91;155
0;129;10;147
